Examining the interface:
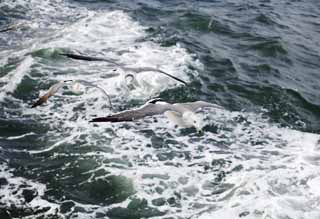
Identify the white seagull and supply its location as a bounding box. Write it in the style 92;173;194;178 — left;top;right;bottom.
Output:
32;80;113;109
90;98;224;132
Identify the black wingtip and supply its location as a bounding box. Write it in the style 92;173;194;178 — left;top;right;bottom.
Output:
90;116;127;123
89;117;112;123
180;79;188;85
31;99;42;108
60;52;107;62
31;102;42;108
148;98;165;104
89;118;102;123
173;77;187;85
157;70;188;85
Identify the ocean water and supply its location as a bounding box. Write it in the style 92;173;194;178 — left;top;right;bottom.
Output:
0;0;320;218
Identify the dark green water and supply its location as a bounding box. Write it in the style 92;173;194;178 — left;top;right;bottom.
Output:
0;0;320;219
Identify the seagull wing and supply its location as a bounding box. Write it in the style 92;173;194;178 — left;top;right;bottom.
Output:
90;103;173;123
60;53;187;85
32;81;66;108
60;53;123;68
75;80;113;109
125;67;187;85
177;101;224;112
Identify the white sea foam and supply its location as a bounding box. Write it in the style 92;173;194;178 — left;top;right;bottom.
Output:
5;132;36;140
113;112;320;219
0;56;33;102
0;164;61;218
24;107;320;219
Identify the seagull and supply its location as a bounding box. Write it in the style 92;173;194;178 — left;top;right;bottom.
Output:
90;98;224;132
60;53;188;85
32;80;113;109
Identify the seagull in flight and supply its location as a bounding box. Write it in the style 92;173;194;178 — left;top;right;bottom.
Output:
32;80;113;109
60;53;188;85
90;98;224;132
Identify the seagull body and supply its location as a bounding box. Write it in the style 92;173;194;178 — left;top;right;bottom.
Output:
32;80;113;108
90;99;224;131
32;81;69;108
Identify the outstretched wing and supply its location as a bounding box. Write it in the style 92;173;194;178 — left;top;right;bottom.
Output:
32;81;66;108
75;80;113;109
177;101;224;112
90;103;172;123
61;52;187;85
60;53;122;67
32;79;113;109
124;67;187;85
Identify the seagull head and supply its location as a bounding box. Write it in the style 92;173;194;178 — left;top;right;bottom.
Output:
125;73;135;84
182;111;203;133
71;82;83;94
124;73;140;90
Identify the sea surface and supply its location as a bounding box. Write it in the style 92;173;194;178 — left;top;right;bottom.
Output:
0;0;320;218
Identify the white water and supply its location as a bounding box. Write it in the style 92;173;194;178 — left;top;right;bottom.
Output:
0;164;61;218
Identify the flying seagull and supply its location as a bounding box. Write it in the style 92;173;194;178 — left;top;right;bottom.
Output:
90;98;224;131
32;80;113;109
60;53;188;85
